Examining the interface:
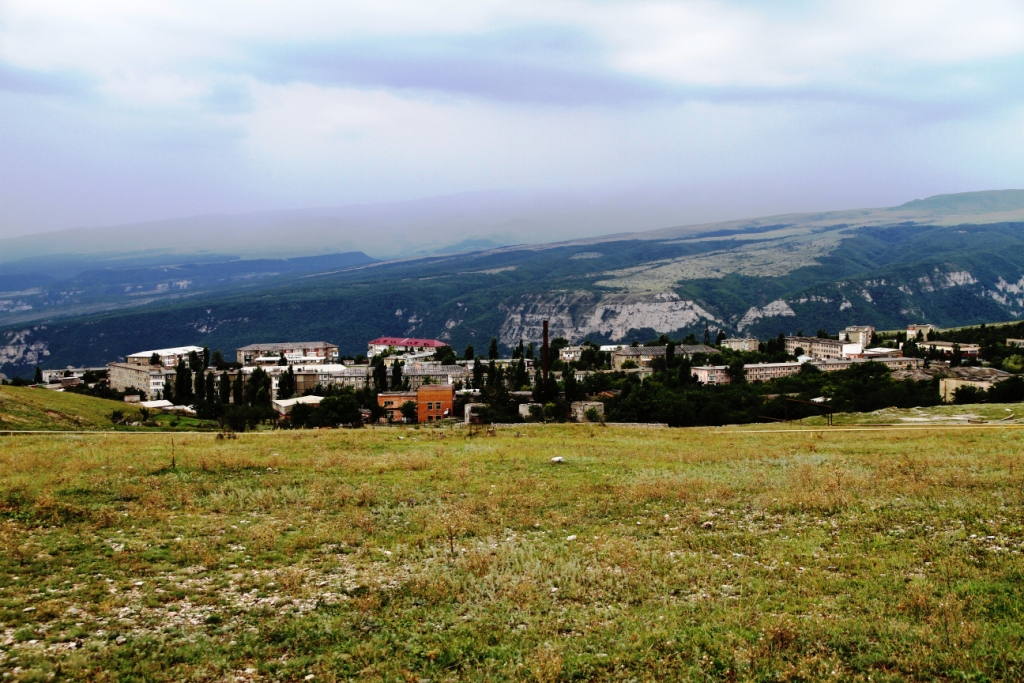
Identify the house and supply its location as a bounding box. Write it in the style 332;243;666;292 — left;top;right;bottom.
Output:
720;338;759;352
611;344;716;370
418;384;455;423
842;326;875;346
40;366;107;384
560;346;583;362
377;391;417;422
107;362;176;399
272;395;324;416
1007;338;1024;348
126;345;204;368
367;337;448;358
907;323;939;340
236;342;338;366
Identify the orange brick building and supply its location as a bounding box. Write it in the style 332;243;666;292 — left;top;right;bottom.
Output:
376;384;455;423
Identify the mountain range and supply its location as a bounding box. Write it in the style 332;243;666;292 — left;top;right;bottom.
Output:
4;189;1024;377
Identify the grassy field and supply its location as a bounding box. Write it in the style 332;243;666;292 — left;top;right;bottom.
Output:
0;386;220;432
778;402;1024;428
2;424;1024;681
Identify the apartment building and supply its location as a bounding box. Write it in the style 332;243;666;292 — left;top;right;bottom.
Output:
907;323;939;340
720;338;759;352
107;362;176;398
692;356;922;385
126;345;203;368
611;344;716;370
919;341;981;358
236;342;338;366
842;326;875;346
366;337;447;358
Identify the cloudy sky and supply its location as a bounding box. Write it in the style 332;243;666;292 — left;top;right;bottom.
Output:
2;0;1024;238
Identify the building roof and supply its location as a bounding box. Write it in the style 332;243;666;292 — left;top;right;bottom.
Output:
238;342;337;351
368;337;447;348
126;345;204;358
272;396;325;409
404;365;469;376
614;344;716;356
108;361;175;375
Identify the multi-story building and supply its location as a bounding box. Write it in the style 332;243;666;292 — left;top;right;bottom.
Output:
692;356;922;385
107;362;176;398
559;346;584;362
366;337;448;358
611;344;716;370
236;342;338;366
907;323;939;340
784;336;846;359
842;326;875;346
403;364;471;389
720;337;759;352
126;346;204;368
40;367;107;384
377;391;418;422
417;384;455;423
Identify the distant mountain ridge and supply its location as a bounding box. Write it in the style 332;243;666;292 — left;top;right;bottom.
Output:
5;189;1024;377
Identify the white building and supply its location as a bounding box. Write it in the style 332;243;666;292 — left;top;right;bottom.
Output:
720;338;759;352
126;345;204;368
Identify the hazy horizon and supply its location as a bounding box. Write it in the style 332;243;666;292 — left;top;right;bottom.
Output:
3;2;1024;242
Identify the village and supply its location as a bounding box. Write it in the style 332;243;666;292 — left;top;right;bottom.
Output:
18;320;1015;428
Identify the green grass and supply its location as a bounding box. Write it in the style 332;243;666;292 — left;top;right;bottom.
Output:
0;386;221;432
2;424;1024;681
0;386;129;431
787;401;1024;427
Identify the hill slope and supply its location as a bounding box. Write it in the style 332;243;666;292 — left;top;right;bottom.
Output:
0;386;125;431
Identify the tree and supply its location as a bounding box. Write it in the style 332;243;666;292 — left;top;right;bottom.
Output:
372;357;388;392
677;357;695;384
550;337;570;353
194;366;206;402
463;344;475;361
391;361;404;391
563;368;584;402
513;340;524;359
203;347;211;369
175;360;193;403
400;401;417;423
716;330;727;345
277;352;288;366
278;365;296;399
472;357;485;389
703;323;711;346
188;351;202;370
149;353;161;366
232;373;243;405
726;359;746;383
525;342;534;360
666;341;676;368
488;337;499;360
33;366;42;384
205;372;216;404
211;349;225;369
246;367;272;406
951;343;963;367
433;345;457;365
219;372;232;404
816;329;829;339
513;358;529;390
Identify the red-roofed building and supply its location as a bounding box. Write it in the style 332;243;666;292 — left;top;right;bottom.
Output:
367;337;448;358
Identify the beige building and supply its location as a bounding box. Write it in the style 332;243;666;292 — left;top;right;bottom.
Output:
919;341;981;358
125;345;203;368
842;326;875;346
692;356;922;385
907;323;939;340
720;338;759;352
1007;338;1024;348
611;344;716;370
784;336;845;359
108;362;176;399
237;342;338;366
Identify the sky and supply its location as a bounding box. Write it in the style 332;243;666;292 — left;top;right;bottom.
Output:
2;0;1024;239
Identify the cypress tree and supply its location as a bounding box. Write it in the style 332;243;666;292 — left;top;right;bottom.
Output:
175;360;192;403
219;372;232;403
463;344;475;361
488;337;499;360
205;372;216;403
232;373;243;405
194;367;206;402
